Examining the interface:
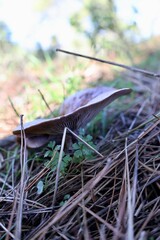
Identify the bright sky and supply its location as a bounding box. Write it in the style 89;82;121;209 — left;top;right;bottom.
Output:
0;0;160;49
115;0;160;38
0;0;81;49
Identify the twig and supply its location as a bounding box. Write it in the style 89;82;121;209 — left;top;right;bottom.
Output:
38;89;54;116
81;166;91;239
78;204;124;238
0;222;15;239
125;138;134;240
8;97;19;117
115;118;160;160
52;126;103;206
29;160;112;240
135;198;160;238
52;127;67;206
116;111;160;139
67;128;104;158
14;115;27;240
131;144;139;211
56;49;160;78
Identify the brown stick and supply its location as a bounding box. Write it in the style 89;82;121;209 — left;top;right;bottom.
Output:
56;49;160;78
38;89;54;116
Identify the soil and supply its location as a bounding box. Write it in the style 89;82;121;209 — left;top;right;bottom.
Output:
0;72;36;138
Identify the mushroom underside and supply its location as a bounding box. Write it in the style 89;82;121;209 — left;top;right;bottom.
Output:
13;87;132;148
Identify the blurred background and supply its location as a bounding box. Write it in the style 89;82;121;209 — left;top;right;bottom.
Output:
0;0;160;137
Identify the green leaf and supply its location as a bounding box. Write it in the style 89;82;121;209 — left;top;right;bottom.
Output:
48;141;55;149
74;149;83;158
55;145;61;151
44;160;50;167
82;147;90;156
63;155;72;162
44;150;52;158
79;128;85;136
64;194;70;200
72;143;80;150
59;194;71;206
86;134;93;141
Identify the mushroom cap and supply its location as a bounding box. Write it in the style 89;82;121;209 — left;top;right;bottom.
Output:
13;87;132;148
59;86;114;115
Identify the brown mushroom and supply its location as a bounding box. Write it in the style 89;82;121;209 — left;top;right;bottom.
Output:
13;87;132;148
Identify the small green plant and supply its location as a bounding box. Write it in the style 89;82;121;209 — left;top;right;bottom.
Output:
43;130;96;173
59;194;71;206
65;74;83;96
72;129;97;163
44;141;72;174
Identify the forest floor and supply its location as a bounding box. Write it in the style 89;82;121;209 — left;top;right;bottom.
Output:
0;39;160;239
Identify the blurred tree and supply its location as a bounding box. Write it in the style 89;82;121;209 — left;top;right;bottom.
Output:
0;21;11;42
35;35;59;60
70;0;138;62
0;21;12;52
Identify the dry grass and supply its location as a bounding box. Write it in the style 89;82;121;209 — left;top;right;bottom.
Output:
0;72;160;240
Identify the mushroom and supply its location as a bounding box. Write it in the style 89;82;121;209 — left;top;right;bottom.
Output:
59;86;115;115
13;87;132;148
